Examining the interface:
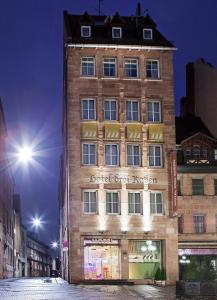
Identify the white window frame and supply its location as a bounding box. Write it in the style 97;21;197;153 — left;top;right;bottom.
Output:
146;59;160;80
106;191;120;214
81;26;91;38
143;28;153;40
150;191;163;215
148;145;162;167
81;57;95;77
112;27;122;39
81;98;96;120
103;58;117;77
192;178;204;195
147;100;161;122
128;192;142;215
105;144;119;166
83;190;97;214
124;58;139;78
82;143;97;166
104;99;118;121
126;100;140;121
127;144;141;166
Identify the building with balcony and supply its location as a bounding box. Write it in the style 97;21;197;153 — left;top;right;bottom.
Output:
176;115;217;281
61;6;178;284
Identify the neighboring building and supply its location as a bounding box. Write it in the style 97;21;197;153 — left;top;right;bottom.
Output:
176;116;217;281
0;98;14;279
13;194;27;277
61;6;178;284
27;233;52;277
181;58;217;138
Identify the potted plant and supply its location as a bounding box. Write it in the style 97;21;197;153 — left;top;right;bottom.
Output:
154;267;166;286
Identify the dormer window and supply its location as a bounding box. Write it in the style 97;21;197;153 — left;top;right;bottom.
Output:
143;28;153;40
112;27;122;39
81;26;91;38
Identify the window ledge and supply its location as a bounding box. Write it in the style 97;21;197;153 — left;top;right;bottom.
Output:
80;76;97;79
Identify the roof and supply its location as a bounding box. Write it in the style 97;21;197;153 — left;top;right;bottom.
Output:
175;116;214;144
64;11;174;48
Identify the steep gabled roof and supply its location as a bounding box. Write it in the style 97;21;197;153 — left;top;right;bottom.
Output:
175;116;214;144
64;11;175;48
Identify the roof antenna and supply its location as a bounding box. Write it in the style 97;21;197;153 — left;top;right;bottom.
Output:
98;0;103;16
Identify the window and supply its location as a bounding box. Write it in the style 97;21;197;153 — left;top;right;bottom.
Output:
124;58;138;78
177;180;181;196
81;26;91;37
214;179;217;195
185;149;191;160
192;179;204;195
128;192;142;214
146;59;160;79
194;215;206;233
103;58;117;77
126;100;139;121
150;192;163;214
147;101;161;122
81;99;96;120
149;145;162;167
83;191;97;213
215;215;217;232
112;27;122;39
127;144;141;166
178;215;184;234
192;145;200;159
143;29;153;40
106;192;119;214
105;144;119;166
81;57;95;77
82;144;96;165
104;99;118;121
214;149;217;160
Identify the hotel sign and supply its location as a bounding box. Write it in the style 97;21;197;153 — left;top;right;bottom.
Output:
84;239;119;245
89;174;157;184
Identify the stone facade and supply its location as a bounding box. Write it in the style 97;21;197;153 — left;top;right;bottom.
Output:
62;11;178;284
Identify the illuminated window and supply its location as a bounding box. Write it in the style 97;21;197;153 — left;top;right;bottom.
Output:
104;99;118;121
105;144;119;166
124;58;138;78
103;58;117;77
81;26;91;37
194;215;206;233
146;59;160;79
106;192;120;214
147;101;161;122
81;99;96;120
128;193;142;214
82;143;96;165
81;57;95;77
143;28;153;40
126;100;139;121
112;27;122;39
149;145;162;167
150;192;163;214
83;191;97;214
127;144;141;166
192;179;204;195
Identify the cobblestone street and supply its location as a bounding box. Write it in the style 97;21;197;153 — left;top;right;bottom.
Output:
0;278;176;300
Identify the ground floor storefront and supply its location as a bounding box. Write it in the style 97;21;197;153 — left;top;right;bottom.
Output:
75;236;177;283
179;246;217;281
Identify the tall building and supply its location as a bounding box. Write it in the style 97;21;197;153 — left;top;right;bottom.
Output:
61;7;178;283
0;99;14;279
176;115;217;281
181;58;217;138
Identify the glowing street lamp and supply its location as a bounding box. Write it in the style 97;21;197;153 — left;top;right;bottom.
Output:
32;217;42;228
17;146;34;163
51;241;58;249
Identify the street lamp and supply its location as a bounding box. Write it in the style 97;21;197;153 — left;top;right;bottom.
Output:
51;241;58;249
31;217;42;229
17;145;34;163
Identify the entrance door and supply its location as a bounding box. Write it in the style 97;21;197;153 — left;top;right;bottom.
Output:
84;245;120;280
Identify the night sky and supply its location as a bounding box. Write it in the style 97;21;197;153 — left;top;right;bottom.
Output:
0;0;216;244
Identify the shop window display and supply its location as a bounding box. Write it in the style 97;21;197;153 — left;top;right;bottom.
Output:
128;240;161;279
84;239;120;280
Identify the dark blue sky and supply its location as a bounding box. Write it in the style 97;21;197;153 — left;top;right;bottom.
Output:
0;0;216;244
